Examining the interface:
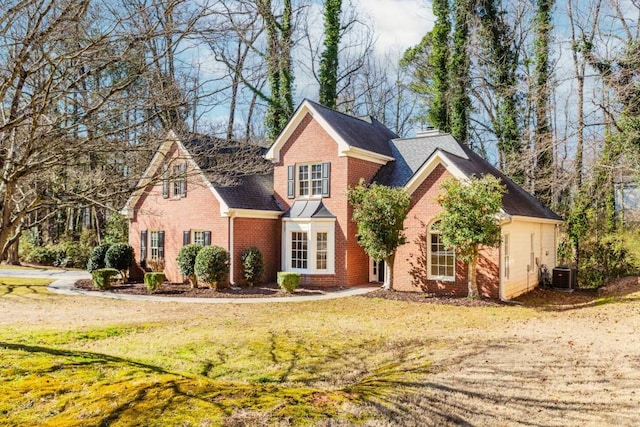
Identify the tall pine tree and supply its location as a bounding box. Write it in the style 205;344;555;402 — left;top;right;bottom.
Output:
318;0;342;109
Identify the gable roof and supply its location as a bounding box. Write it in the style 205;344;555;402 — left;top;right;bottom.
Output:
374;132;562;221
215;174;280;211
303;99;397;158
266;99;397;164
121;131;281;217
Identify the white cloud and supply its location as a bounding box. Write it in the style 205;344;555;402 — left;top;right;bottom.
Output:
353;0;434;55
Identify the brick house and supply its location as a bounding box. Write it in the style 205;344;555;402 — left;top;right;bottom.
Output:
123;99;562;299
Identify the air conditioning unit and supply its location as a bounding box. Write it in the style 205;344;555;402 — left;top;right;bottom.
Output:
552;267;577;289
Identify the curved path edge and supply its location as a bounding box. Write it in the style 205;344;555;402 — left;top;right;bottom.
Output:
0;268;379;304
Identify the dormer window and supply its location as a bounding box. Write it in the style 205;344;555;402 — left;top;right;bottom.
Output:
287;162;330;198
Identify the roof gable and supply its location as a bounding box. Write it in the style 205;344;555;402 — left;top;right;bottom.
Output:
122;131;281;218
374;132;562;222
265;99;397;164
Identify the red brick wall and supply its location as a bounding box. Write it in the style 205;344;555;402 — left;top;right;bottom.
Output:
393;164;500;298
130;143;230;283
232;217;280;285
273;113;382;286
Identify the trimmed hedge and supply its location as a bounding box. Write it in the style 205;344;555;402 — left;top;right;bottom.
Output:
144;272;166;292
194;245;229;289
241;246;264;286
91;268;119;290
87;244;111;273
177;244;203;288
277;272;300;293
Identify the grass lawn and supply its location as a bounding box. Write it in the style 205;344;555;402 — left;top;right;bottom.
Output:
1;279;639;426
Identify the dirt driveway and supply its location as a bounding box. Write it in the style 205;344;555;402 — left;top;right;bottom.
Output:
1;276;639;426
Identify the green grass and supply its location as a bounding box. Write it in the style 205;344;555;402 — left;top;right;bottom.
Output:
0;293;573;426
0;277;53;296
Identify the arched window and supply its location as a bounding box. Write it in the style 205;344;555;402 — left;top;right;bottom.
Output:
428;221;455;280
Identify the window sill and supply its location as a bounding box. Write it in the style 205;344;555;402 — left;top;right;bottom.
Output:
288;269;335;275
427;276;456;282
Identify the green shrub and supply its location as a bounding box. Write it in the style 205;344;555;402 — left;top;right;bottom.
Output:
105;243;135;280
177;244;203;288
87;244;111;273
24;246;58;265
241;246;264;286
58;240;91;268
277;272;300;293
194;245;229;289
579;235;637;288
144;272;166;292
91;268;119;290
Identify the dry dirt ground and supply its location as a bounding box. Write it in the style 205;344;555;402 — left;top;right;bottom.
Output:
2;277;640;426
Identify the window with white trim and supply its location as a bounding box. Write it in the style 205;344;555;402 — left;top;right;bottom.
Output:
428;221;455;280
173;164;186;197
291;231;308;269
284;220;335;274
163;162;187;199
288;162;330;198
193;230;205;246
316;232;328;270
149;230;164;260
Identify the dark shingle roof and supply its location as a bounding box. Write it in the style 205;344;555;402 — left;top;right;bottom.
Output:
374;132;562;221
215;174;281;211
305;99;398;157
179;134;280;212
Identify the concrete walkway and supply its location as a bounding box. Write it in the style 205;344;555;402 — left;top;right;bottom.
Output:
0;268;378;304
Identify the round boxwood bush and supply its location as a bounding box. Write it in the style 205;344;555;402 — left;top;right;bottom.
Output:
177;243;203;288
87;243;111;273
194;245;229;289
241;246;264;286
91;268;119;290
105;243;135;280
277;272;300;293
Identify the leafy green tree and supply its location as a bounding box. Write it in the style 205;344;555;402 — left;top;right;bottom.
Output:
318;0;342;109
436;175;506;298
427;0;451;132
258;0;295;140
533;0;555;207
347;181;411;291
449;0;471;144
478;0;522;183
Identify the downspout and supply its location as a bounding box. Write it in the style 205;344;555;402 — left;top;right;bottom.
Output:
228;214;235;285
499;216;523;305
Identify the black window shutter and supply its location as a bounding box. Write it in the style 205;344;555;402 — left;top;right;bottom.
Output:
158;231;165;258
162;164;169;198
181;162;187;196
141;230;147;261
204;231;211;246
183;230;190;245
287;165;295;198
321;162;330;197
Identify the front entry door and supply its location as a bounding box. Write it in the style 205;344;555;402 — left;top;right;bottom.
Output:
369;259;385;283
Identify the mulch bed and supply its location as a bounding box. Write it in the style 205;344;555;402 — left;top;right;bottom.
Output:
359;289;506;307
74;279;345;298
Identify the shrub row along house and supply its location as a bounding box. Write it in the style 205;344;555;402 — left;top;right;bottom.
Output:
122;99;563;299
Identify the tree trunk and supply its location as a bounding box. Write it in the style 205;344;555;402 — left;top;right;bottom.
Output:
468;250;480;298
382;253;395;291
6;240;20;265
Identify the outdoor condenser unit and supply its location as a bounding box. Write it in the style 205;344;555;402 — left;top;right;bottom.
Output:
552;267;577;289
